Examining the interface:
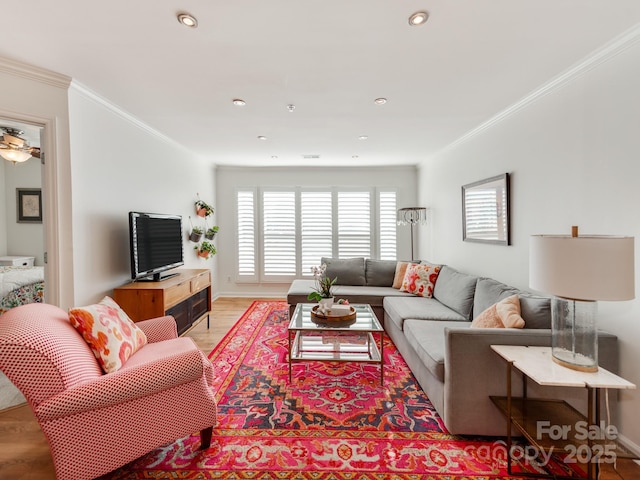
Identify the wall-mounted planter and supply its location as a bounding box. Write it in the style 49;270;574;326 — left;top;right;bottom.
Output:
189;230;203;242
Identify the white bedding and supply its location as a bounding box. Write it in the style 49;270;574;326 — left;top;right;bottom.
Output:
0;266;45;298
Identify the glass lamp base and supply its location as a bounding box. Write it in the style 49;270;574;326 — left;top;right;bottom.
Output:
551;297;598;372
551;348;598;372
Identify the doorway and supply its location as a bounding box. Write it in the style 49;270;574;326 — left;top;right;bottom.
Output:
0;118;45;409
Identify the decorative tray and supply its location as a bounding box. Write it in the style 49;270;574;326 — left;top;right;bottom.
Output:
311;305;357;322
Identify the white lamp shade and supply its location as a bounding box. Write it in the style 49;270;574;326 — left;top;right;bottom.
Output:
530;235;635;301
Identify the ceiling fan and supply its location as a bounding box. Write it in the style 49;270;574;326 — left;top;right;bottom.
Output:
0;126;41;163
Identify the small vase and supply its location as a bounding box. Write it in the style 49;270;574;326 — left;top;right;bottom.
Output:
319;297;334;308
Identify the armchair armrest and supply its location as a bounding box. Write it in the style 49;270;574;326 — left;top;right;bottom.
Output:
136;315;178;342
35;345;207;421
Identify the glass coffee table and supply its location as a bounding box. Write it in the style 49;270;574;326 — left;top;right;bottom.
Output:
288;303;384;385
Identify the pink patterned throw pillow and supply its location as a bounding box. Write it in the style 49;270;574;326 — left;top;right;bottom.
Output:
69;296;147;373
400;263;441;298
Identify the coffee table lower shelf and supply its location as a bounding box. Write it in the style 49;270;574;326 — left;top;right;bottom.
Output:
288;330;383;384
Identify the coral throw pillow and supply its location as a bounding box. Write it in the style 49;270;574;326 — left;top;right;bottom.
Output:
471;294;525;328
69;296;147;373
400;263;441;298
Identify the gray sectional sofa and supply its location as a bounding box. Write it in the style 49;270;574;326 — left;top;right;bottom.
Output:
286;257;619;437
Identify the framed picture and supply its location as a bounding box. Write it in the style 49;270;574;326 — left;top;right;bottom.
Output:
462;173;510;245
17;188;43;223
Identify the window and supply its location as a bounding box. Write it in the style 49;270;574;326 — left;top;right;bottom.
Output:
379;191;397;260
337;191;371;258
236;189;257;280
262;190;296;277
301;191;333;275
236;187;397;281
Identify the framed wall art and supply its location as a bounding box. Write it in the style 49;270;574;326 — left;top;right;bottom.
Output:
462;173;510;245
17;188;43;223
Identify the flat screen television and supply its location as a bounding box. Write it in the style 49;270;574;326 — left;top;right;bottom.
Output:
129;212;184;281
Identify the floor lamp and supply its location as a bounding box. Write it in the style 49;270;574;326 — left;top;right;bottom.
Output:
397;207;428;261
530;226;634;371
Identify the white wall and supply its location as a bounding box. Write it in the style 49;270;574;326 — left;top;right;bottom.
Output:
418;31;640;447
68;84;217;304
215;165;419;297
2;157;44;264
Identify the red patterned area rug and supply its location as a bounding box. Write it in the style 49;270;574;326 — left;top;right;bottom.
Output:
101;300;583;479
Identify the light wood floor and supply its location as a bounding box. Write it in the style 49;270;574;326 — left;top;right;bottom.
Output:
0;297;275;480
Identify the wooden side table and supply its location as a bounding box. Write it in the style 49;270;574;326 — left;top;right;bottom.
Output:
490;345;636;480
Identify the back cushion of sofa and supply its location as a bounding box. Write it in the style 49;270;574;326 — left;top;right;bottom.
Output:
432;266;478;320
519;294;552;329
472;278;519;319
365;259;397;286
321;257;366;286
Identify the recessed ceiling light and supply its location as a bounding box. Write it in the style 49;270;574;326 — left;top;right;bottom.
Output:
271;156;278;159
287;104;296;112
408;11;429;26
374;98;387;105
177;13;198;28
352;155;359;159
358;135;368;140
257;136;267;140
232;99;246;106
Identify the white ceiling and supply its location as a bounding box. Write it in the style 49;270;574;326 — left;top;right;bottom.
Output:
3;1;640;167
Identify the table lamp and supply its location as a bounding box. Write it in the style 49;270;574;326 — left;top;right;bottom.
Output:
529;226;634;372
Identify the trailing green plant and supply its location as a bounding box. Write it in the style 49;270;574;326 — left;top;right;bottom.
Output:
191;226;204;234
206;226;219;236
195;199;214;217
195;240;217;256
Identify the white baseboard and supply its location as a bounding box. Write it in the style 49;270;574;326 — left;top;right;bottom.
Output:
617;433;640;457
212;292;286;300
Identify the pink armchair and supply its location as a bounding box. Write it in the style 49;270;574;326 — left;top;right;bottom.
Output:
0;303;217;480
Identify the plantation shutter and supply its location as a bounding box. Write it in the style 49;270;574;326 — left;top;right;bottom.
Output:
337;191;371;258
262;190;296;277
236;189;256;279
379;190;397;260
301;191;333;275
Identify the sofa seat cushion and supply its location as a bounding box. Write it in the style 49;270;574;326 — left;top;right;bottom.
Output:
384;296;466;332
403;319;471;382
287;279;412;309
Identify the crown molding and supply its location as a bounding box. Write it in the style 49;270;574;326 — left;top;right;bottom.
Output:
436;22;640;158
0;56;70;89
69;80;192;153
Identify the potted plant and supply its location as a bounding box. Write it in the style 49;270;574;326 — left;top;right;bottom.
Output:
195;240;217;259
205;225;219;240
195;199;214;218
189;226;203;242
307;263;337;307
